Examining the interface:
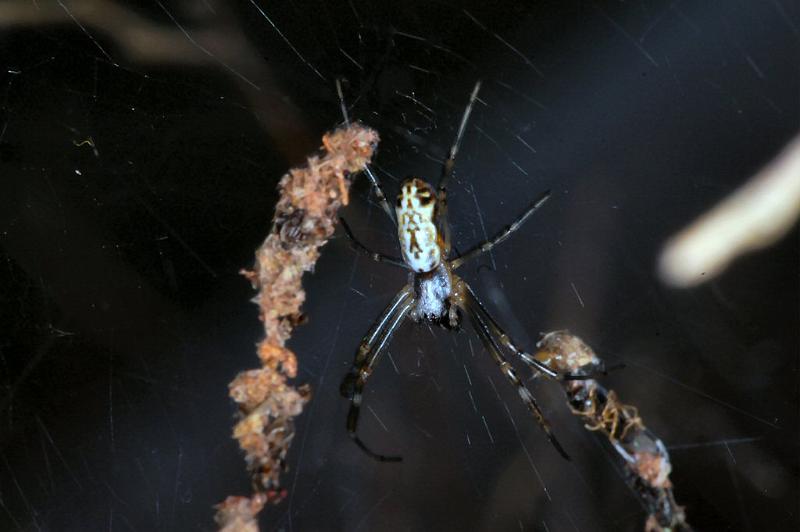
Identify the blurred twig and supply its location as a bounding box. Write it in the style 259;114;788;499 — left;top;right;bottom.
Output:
659;133;800;288
215;124;380;531
534;331;691;532
1;0;317;161
1;0;233;65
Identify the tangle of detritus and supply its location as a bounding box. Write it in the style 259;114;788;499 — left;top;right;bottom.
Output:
534;331;691;532
214;123;380;532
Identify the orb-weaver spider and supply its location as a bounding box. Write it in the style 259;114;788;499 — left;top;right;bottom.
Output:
339;81;586;462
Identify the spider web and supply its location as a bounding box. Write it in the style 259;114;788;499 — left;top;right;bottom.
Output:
0;1;798;531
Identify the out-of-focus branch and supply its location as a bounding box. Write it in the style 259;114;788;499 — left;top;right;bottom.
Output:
659;134;800;288
1;0;317;162
1;0;221;64
534;331;691;532
214;124;380;531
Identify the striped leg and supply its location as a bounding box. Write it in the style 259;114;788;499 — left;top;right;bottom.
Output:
340;287;414;462
462;287;571;460
336;78;395;223
463;284;597;381
340;217;408;269
438;81;482;257
450;190;550;270
364;166;396;224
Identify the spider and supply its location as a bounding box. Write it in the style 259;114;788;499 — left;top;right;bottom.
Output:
338;81;586;462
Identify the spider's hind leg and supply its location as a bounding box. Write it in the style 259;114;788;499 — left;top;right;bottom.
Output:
462;283;609;382
341;286;414;462
459;288;571;461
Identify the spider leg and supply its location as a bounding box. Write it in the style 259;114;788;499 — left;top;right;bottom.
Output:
437;81;482;258
364;167;396;225
461;295;571;461
462;283;599;381
450;190;550;270
335;78;351;127
340;217;408;269
340;286;414;462
336;78;395;224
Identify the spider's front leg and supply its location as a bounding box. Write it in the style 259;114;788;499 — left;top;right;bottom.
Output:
340;286;414;462
450;190;551;270
437;81;482;258
339;217;408;269
335;78;395;224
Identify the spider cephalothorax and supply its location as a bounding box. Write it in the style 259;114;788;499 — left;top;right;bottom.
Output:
410;262;457;326
339;81;578;463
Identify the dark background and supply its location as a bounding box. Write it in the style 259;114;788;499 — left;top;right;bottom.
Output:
1;1;798;530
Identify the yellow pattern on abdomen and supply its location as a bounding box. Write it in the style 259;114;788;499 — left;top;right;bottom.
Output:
396;178;441;273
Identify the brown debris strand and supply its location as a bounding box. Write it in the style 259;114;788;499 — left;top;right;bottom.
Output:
534;330;691;532
215;123;379;530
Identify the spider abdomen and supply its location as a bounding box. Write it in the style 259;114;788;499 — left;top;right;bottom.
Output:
396;178;441;273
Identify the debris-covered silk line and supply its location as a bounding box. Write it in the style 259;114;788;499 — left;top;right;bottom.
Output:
534;331;691;532
215;124;380;532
